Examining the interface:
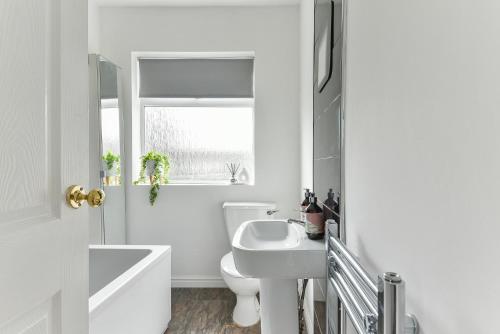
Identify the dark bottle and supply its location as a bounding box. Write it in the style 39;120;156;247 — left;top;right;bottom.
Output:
333;194;340;223
300;188;311;220
323;189;337;222
301;188;311;209
305;194;325;240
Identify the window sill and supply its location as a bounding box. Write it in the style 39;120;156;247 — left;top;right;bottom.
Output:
132;182;254;187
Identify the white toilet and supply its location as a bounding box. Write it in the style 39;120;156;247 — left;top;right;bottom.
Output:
221;202;277;327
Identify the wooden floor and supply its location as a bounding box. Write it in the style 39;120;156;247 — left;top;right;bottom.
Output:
313;301;326;334
165;288;326;334
165;288;260;334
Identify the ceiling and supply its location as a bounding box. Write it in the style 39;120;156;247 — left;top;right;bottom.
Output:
95;0;300;6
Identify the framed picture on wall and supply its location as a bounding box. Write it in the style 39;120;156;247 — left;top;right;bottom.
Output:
316;0;333;92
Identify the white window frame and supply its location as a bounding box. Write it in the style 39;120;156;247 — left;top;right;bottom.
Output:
100;98;119;109
132;51;256;185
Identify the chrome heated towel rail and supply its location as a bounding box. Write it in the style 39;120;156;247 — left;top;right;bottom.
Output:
327;222;418;334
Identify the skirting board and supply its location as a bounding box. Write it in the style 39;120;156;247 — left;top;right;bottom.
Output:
172;275;227;288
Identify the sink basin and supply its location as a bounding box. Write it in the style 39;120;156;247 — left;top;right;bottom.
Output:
232;219;327;334
232;219;326;279
237;219;300;250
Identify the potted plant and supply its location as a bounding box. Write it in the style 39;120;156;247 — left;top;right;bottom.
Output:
134;151;170;205
102;150;120;185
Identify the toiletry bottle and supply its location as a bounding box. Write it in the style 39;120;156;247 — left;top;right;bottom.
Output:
238;167;250;184
323;189;337;222
300;188;311;221
334;194;340;223
305;194;325;240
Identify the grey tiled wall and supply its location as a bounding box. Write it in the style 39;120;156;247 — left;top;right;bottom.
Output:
313;0;343;209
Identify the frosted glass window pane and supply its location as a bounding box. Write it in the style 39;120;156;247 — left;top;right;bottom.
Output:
101;104;121;185
101;106;120;155
144;106;254;184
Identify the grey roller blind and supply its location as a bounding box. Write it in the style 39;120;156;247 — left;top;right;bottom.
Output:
99;60;118;99
138;58;254;98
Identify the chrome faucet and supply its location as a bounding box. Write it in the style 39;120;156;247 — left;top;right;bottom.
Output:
287;218;306;227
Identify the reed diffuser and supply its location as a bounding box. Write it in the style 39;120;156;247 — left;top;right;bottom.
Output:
226;162;241;184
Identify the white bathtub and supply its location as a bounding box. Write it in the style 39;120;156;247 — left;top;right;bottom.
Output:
89;245;171;334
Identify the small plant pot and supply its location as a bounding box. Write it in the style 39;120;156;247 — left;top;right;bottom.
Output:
103;163;120;186
104;163;119;177
145;160;163;184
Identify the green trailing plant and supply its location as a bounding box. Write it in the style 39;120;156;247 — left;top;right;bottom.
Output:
102;151;120;174
134;151;169;205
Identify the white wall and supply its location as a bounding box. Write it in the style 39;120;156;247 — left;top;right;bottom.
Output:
344;0;500;332
300;0;314;191
99;6;301;286
88;0;100;53
102;186;127;244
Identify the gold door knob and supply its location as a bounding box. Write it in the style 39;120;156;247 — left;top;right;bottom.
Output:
66;185;105;209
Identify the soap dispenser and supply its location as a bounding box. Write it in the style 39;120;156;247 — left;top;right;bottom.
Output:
323;189;337;222
305;193;325;240
334;194;340;223
300;188;311;221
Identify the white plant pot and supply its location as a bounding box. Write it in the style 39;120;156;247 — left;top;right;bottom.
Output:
145;160;158;177
145;159;165;182
104;163;119;177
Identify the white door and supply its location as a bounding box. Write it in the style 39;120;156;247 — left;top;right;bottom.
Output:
0;0;89;333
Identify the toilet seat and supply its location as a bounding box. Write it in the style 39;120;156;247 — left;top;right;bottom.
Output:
221;252;243;278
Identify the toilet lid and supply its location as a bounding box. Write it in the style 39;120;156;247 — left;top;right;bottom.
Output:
221;252;243;278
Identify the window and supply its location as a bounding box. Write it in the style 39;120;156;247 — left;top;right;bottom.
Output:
101;100;120;156
141;100;254;184
100;98;122;186
134;53;255;185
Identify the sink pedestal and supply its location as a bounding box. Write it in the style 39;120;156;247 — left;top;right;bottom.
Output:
259;278;298;334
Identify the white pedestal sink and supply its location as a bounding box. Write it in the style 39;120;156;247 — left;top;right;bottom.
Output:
232;219;326;334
